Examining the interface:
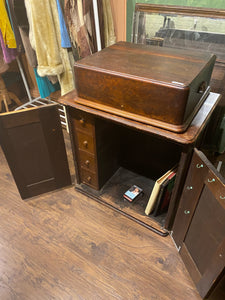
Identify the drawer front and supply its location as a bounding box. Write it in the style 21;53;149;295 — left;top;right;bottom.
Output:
73;112;94;133
76;131;95;153
80;167;98;188
79;150;96;172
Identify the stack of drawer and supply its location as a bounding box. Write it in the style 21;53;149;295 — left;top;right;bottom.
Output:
71;109;99;189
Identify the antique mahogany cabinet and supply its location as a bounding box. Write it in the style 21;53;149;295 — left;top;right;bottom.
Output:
0;90;223;299
0;41;224;299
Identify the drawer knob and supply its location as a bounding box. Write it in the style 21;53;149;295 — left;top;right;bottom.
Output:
87;176;91;183
85;160;90;167
80;118;85;125
83;140;88;148
184;210;190;215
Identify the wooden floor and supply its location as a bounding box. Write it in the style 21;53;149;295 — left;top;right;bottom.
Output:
0;132;219;300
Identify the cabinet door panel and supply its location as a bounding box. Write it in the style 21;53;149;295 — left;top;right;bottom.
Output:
184;185;225;276
172;148;225;298
171;150;208;248
0;104;71;199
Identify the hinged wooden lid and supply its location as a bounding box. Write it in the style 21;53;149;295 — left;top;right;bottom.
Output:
75;41;216;88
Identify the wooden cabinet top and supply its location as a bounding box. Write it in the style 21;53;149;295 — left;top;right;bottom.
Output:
74;41;215;87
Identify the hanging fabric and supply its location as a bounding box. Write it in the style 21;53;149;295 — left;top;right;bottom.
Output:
0;0;18;65
0;43;9;74
24;0;75;96
12;0;60;98
102;0;116;47
5;0;24;53
24;0;64;76
34;68;60;98
0;0;17;48
97;0;105;49
83;0;97;53
0;30;18;63
56;0;71;48
64;0;92;59
12;0;38;67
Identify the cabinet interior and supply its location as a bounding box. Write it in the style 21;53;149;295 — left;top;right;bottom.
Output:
76;117;181;229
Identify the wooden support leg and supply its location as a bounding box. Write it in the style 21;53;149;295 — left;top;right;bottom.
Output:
2;94;9;112
8;92;23;107
0;75;23;112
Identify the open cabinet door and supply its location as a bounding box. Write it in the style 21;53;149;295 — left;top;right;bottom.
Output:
0;104;71;199
171;148;225;299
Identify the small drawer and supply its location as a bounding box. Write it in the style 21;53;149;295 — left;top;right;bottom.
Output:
73;113;94;133
79;150;96;172
80;168;98;189
76;131;95;153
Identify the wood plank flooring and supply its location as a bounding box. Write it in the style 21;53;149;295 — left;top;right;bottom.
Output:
0;131;221;300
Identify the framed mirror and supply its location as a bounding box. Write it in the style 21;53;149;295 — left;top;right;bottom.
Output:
132;4;225;153
132;4;225;102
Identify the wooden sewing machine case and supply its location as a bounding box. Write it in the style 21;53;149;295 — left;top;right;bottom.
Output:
74;41;216;132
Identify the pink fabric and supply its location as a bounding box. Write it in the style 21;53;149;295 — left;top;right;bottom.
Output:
0;30;18;64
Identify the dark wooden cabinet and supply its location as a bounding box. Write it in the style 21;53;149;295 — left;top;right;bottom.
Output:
0;90;224;298
60;91;220;236
172;149;225;299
